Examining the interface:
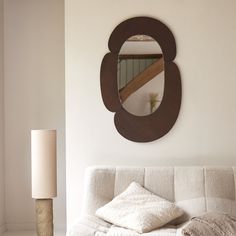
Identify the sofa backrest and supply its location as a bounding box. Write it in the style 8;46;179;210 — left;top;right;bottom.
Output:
82;166;236;223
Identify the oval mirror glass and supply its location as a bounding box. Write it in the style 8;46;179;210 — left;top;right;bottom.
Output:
117;35;164;116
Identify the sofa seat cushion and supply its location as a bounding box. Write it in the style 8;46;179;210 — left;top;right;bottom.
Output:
106;226;176;236
67;215;111;236
104;224;189;236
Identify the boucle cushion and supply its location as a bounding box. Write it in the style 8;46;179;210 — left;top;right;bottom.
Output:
95;182;183;233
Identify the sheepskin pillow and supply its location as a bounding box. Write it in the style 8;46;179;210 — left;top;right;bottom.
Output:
96;182;183;233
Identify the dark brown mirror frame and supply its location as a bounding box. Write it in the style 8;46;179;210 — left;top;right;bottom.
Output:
100;17;181;142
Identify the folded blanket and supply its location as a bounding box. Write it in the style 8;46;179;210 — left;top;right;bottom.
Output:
181;212;236;236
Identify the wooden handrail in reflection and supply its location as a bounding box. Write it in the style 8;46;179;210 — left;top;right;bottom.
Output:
119;57;164;103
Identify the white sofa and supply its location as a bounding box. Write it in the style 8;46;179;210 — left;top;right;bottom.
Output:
68;166;236;236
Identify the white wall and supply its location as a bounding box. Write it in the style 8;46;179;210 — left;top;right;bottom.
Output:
66;0;236;228
0;0;5;233
4;0;65;231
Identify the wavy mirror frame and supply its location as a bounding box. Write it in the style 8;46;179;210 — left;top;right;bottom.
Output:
100;17;181;142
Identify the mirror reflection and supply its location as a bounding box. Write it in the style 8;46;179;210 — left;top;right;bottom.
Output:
118;35;164;116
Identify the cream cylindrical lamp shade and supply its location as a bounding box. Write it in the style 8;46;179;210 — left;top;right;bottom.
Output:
31;129;57;199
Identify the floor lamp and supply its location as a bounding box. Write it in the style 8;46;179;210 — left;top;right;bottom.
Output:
31;130;57;236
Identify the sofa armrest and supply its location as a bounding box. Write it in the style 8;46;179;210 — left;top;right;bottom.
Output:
67;215;111;236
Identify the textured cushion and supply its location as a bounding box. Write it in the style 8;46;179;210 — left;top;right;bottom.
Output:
96;182;183;233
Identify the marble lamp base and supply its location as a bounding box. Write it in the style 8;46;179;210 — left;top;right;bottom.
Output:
35;199;54;236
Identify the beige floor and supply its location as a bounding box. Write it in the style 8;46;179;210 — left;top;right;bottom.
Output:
2;231;65;236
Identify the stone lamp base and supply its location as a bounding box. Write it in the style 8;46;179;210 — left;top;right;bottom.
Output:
35;199;54;236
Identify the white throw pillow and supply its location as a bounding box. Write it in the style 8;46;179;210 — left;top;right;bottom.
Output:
96;182;183;233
